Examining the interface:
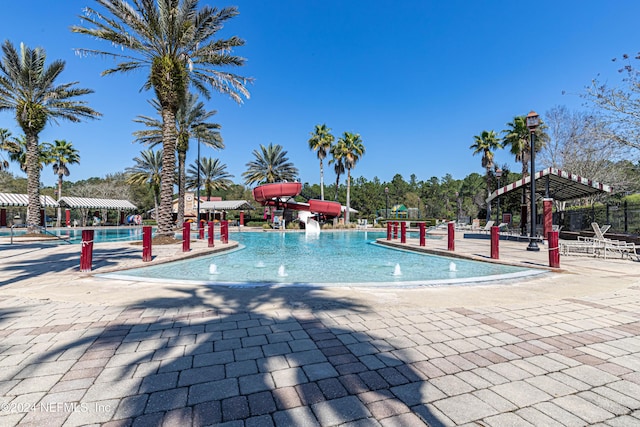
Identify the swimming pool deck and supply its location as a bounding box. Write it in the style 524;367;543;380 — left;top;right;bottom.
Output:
0;231;639;426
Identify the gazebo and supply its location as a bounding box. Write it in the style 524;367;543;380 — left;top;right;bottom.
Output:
486;167;613;237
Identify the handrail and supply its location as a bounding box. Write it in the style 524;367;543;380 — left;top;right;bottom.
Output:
10;223;72;245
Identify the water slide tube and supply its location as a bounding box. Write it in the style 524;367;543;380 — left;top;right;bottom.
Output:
252;183;342;217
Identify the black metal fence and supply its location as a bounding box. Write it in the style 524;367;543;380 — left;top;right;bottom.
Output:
556;201;640;235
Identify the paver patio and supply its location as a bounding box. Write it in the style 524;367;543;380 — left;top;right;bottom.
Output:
1;231;639;426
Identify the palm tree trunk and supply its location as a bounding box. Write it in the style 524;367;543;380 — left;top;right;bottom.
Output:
485;167;492;222
177;150;186;227
158;108;178;236
320;160;325;201
56;174;63;227
334;173;341;202
346;168;351;224
25;131;41;233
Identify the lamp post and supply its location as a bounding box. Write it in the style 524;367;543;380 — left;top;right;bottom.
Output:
526;111;540;251
384;187;389;218
495;168;502;223
196;134;201;233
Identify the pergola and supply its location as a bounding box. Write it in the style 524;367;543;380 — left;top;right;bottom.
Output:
58;196;137;226
0;193;59;227
199;200;254;224
487;167;612;204
485;167;613;237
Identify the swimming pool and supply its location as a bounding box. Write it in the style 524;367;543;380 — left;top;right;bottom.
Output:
2;227;148;244
110;231;545;287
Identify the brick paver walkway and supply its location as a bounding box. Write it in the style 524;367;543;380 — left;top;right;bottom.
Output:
1;234;639;426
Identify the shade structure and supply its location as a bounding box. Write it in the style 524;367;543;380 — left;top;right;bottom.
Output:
486;167;613;204
199;200;254;211
0;193;58;207
58;197;136;210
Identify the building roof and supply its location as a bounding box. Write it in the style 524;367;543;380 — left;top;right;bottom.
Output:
486;167;613;203
199;200;254;210
58;197;137;210
0;193;59;207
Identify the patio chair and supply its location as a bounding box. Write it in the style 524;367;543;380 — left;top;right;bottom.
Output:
478;220;495;234
578;222;637;259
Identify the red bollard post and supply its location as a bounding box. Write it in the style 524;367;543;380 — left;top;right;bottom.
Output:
386;222;391;240
183;221;190;252
199;220;205;239
490;226;499;259
419;222;426;246
80;229;94;272
448;222;455;251
142;226;152;261
400;222;407;243
548;230;560;268
208;221;215;248
221;220;229;244
393;222;398;239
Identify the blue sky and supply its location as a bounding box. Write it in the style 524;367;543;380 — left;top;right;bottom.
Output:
1;1;638;188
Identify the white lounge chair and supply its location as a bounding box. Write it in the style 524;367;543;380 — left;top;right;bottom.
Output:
578;222;637;259
478;220;495;234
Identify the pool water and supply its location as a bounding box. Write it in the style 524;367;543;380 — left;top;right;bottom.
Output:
2;227;148;244
112;231;544;287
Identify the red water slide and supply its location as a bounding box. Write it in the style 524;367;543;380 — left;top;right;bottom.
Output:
252;182;342;217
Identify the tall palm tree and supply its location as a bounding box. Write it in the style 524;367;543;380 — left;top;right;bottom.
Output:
242;143;298;186
0;41;99;232
0;128;18;171
7;135;50;173
134;94;222;226
308;123;334;200
328;144;346;202
502;116;531;177
47;140;80;226
186;157;233;199
333;132;365;224
73;0;251;236
470;130;502;220
125;149;163;223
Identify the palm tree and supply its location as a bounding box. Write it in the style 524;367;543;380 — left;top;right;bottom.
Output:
308;124;334;200
187;157;233;199
134;94;222;226
242;143;299;185
328;144;345;203
73;0;251;236
0;128;18;171
7;135;51;173
502;116;531;178
0;41;99;232
470;130;502;220
333;132;365;224
47;140;80;226
125;149;163;223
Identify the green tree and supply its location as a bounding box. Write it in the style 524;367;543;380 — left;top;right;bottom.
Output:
47;139;80;226
470;130;502;220
242;143;298;185
333;132;365;223
308;123;334;201
73;0;251;236
0;41;99;232
187;157;233;199
134;94;222;226
125;149;163;223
